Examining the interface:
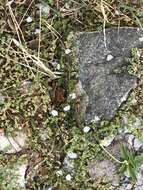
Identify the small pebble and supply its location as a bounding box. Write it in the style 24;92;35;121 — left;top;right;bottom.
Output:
106;54;114;61
26;16;32;23
51;110;58;117
126;184;133;190
83;126;90;133
134;138;143;151
67;152;77;159
66;174;72;181
63;105;70;112
127;134;134;146
65;49;71;55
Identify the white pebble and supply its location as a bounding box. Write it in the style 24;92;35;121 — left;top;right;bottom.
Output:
51;110;58;117
126;184;133;190
66;174;72;181
26;16;32;23
67;152;77;159
69;93;76;100
139;37;143;42
83;126;90;133
56;170;63;176
134;138;143;151
65;49;71;55
63;105;70;112
127;134;134;146
106;54;114;61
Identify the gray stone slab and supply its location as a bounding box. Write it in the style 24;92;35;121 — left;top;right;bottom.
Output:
76;27;143;124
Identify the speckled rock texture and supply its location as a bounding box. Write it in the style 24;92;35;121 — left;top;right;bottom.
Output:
76;27;143;124
88;160;119;185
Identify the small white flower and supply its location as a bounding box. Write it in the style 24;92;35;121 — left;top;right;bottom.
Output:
91;115;100;123
56;170;63;176
66;174;72;181
26;16;32;23
106;54;114;61
51;110;58;117
69;93;76;100
56;64;61;70
67;152;77;159
34;28;41;34
139;37;143;42
83;126;90;133
63;105;70;112
65;49;71;55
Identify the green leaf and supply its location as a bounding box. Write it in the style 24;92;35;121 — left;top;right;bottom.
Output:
120;145;128;159
119;163;127;174
120;145;131;161
127;152;136;169
128;165;137;181
134;155;143;168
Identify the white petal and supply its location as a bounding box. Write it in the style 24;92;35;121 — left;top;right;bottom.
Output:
67;152;77;159
66;174;72;181
51;110;58;116
83;126;90;133
26;16;32;23
63;105;70;112
65;49;71;55
106;54;114;61
56;170;63;176
56;64;61;70
139;37;143;42
69;93;76;100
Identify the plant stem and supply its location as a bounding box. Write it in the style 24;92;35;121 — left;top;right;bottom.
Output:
100;144;128;165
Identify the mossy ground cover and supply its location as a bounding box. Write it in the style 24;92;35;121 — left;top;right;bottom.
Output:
0;0;143;189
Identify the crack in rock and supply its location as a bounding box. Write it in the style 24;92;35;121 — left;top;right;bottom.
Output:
76;27;143;124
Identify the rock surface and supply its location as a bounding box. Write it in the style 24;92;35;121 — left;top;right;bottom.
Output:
0;131;28;153
76;27;143;124
88;160;119;185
